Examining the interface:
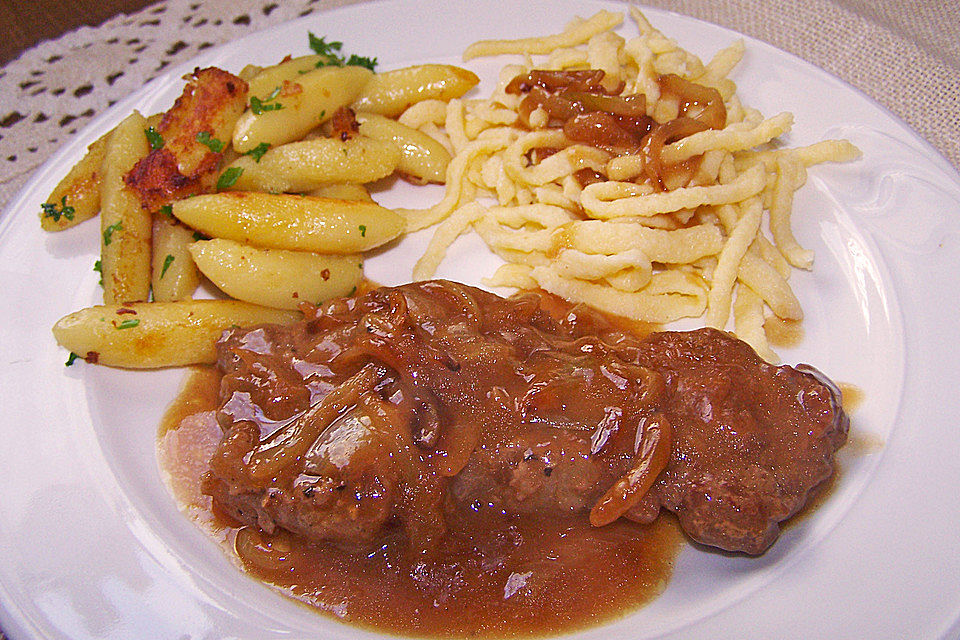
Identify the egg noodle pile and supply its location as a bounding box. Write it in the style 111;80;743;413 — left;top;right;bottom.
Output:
401;7;859;361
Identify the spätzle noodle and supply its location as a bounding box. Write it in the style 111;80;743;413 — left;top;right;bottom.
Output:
463;11;624;61
412;202;488;281
409;8;859;359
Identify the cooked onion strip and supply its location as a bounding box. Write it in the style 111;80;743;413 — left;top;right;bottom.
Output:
590;413;672;527
248;364;381;482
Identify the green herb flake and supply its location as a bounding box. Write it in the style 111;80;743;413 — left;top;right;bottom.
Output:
159;204;174;218
216;166;244;191
116;318;140;330
249;96;283;114
145;126;164;150
65;352;80;366
93;259;103;286
358;224;367;237
40;196;76;222
103;221;123;246
345;54;378;70
308;32;377;70
196;131;225;153
308;33;344;59
160;254;175;278
249;86;283;115
244;142;270;162
192;231;205;241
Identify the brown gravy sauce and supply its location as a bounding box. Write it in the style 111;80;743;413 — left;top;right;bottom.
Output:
836;383;885;454
157;324;865;637
157;345;867;635
838;382;864;414
159;367;683;638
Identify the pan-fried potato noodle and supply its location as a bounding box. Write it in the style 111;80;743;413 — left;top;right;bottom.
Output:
408;7;860;360
45;50;487;368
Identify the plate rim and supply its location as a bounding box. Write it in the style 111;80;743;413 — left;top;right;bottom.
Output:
1;1;958;639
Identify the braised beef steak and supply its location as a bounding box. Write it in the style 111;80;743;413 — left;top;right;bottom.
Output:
624;329;848;553
202;280;848;555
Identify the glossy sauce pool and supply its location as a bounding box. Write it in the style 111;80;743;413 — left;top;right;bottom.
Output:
159;367;683;638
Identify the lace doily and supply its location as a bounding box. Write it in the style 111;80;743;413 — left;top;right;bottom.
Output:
0;0;367;207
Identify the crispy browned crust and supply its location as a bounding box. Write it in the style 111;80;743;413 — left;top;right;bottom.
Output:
124;148;219;211
125;67;248;212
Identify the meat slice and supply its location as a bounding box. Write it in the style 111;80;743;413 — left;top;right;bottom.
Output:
201;281;848;556
202;282;668;551
622;329;849;554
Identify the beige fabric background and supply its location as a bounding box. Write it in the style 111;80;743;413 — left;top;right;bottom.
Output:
0;0;957;216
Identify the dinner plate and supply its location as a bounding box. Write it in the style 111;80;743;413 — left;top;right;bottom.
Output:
2;1;960;638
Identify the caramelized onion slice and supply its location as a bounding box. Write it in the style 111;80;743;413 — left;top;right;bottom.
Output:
573;168;605;187
235;526;293;573
658;73;726;130
560;90;647;118
247;364;381;482
434;420;481;477
518;85;582;127
564;111;642;153
412;391;442;449
640;116;710;188
589;413;672;527
506;69;608;94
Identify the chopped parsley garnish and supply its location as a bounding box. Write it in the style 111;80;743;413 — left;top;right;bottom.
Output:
103;221;123;245
216;166;244;190
116;318;140;330
308;34;343;60
359;224;367;237
249;86;283;115
159;204;174;218
344;54;378;70
250;96;283;114
145;126;164;150
192;231;205;241
308;33;377;70
65;352;80;366
196;131;224;153
41;196;75;222
93;259;103;285
160;254;175;278
244;142;270;162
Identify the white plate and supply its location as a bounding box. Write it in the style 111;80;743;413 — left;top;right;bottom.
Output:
2;1;960;638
